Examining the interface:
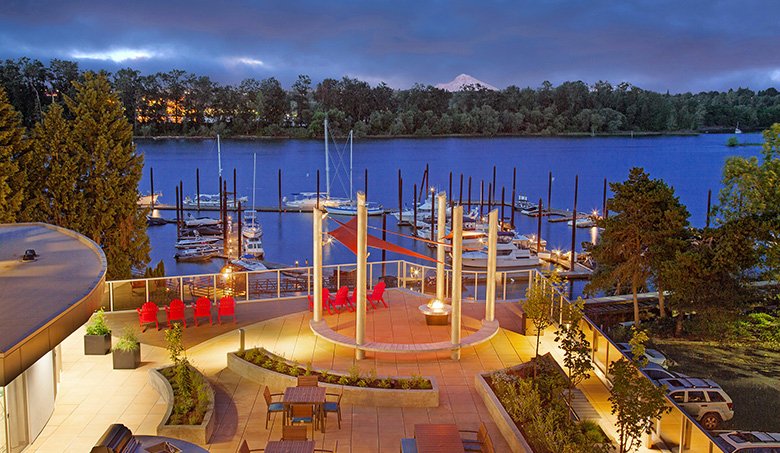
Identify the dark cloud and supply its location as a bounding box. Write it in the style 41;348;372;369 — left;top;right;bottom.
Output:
1;0;778;92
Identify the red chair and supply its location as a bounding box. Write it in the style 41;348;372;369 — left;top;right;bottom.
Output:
308;287;338;315
137;301;159;331
218;296;236;325
367;281;387;308
346;287;374;309
192;297;212;326
329;286;353;312
165;299;187;328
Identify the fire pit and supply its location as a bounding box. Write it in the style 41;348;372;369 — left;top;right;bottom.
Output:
418;299;452;325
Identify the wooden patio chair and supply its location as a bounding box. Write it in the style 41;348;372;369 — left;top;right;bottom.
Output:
367;281;388;308
297;375;318;387
217;296;236;325
136;301;159;331
329;286;353;312
281;424;309;441
323;390;343;430
460;422;488;451
263;386;284;429
164;299;187;329
289;405;317;436
191;296;212;326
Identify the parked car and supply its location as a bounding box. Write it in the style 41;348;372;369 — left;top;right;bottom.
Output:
659;377;734;430
640;363;688;384
714;431;780;452
617;342;669;369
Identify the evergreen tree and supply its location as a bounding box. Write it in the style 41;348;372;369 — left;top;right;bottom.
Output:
23;103;85;226
64;72;150;278
0;87;25;222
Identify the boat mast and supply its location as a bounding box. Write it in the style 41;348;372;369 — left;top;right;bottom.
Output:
252;153;257;209
349;130;353;201
218;134;223;179
325;118;330;198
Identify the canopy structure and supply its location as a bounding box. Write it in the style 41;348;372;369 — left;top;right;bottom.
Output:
328;216;438;263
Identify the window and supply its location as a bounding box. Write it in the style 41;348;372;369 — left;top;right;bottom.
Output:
708;391;726;402
670;391;685;403
688;391;705;402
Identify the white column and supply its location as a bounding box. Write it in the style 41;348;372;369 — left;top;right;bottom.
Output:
356;192;368;360
450;205;463;360
313;208;323;322
486;209;498;322
436;191;446;302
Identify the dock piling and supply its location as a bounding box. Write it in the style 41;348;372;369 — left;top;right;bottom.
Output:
571;175;578;270
150;167;155;209
196;168;200;210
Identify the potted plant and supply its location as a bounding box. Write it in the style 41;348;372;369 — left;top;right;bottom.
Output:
113;326;141;369
84;308;112;355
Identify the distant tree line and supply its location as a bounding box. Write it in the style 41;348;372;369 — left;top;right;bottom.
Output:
2;57;780;138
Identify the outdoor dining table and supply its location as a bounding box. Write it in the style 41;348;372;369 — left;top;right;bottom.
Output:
282;386;327;431
264;440;315;453
414;424;465;453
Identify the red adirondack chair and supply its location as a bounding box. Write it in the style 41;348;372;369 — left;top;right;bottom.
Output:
137;301;159;331
308;287;338;315
218;296;236;325
329;286;353;312
346;286;373;309
165;299;187;328
192;297;212;326
367;281;387;308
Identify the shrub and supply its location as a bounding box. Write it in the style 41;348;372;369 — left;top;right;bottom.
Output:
85;308;111;336
113;326;139;352
346;364;362;385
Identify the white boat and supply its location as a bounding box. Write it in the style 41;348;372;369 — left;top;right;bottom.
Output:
137;191;161;206
185;213;220;228
231;258;268;271
242;235;265;259
284;192;345;208
514;194;537;210
174;246;220;262
174;233;221;249
567;217;597;228
460;231;540;269
325;201;384;216
184;193;248;208
735;122;742;134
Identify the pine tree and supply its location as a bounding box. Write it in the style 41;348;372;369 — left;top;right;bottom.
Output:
23;103;85;226
65;72;149;278
0;87;26;222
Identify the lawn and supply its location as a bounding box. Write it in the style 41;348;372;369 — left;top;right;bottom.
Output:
656;339;780;432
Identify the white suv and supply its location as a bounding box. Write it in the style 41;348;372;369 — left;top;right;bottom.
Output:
714;431;780;452
658;377;734;430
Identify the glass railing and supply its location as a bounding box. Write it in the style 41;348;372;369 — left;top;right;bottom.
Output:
527;268;726;452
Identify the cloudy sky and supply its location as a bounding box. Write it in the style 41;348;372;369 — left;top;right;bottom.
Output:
2;0;779;93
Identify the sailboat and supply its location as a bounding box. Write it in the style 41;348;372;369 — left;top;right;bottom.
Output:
241;154;264;259
322;127;384;216
283;119;360;210
183;135;247;208
735;122;743;134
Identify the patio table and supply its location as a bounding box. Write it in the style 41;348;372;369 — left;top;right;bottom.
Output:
264;440;315;453
283;386;327;431
414;424;465;453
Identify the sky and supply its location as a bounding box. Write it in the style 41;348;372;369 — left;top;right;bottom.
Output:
2;0;779;93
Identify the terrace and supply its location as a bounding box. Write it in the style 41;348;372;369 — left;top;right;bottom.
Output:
24;260;725;452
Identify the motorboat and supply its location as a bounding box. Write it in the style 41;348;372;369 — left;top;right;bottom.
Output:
460;231;540;269
137;191;161;206
283;192;346;208
567;217;597;228
181;225;223;236
145;214;167;226
185;213;220;228
175;233;221;249
515;194;537;210
231;258;268;272
325;201;384;216
184;193;248;208
174;246;220;262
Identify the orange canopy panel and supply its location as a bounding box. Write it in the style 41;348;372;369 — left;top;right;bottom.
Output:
328;217;438;263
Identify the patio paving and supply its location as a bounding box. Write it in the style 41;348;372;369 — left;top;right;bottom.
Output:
26;288;667;453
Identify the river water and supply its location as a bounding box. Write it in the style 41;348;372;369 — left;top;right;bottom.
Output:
138;133;762;280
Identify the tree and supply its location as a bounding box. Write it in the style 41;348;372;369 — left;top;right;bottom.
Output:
65;72;150;278
524;267;564;378
713;123;780;280
609;329;671;453
586;168;690;326
0;87;25;222
291;74;312;125
554;298;593;406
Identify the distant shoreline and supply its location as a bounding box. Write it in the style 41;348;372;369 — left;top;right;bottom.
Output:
135;130;710;141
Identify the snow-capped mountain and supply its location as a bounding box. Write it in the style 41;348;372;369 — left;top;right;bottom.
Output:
435;74;499;92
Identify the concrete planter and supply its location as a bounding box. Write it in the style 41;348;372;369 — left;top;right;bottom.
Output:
84;334;111;355
148;365;216;445
475;372;534;453
227;351;439;407
112;345;140;369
